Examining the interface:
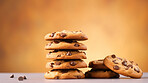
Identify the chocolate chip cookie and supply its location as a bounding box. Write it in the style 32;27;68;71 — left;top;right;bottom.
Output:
45;30;88;40
45;40;87;50
85;69;119;78
46;60;87;69
46;50;86;59
104;54;143;78
89;59;109;69
44;69;85;79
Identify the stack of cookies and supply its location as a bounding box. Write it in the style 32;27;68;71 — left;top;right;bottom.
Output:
44;30;88;79
85;54;143;78
85;59;119;78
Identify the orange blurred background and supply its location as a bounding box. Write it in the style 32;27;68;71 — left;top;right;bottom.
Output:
0;0;148;72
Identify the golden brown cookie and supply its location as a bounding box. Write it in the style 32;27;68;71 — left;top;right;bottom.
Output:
89;59;109;69
46;50;86;59
104;54;143;78
45;30;88;40
45;40;87;50
85;69;119;78
46;59;87;69
44;69;85;79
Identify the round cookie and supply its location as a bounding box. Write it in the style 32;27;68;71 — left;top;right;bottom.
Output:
45;30;88;40
44;69;85;79
104;54;143;78
46;59;87;69
89;59;109;69
45;40;87;50
85;69;119;78
46;50;87;59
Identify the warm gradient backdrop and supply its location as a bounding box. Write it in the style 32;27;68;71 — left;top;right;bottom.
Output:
0;0;148;72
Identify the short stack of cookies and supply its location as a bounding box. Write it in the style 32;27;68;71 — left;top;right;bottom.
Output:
85;59;119;78
44;30;88;79
85;54;143;79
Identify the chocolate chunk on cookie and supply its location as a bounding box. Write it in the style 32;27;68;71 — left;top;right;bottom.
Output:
44;69;85;79
46;60;87;69
104;54;143;78
45;30;88;40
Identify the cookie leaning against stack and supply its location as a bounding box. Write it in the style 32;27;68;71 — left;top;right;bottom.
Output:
44;30;88;79
104;54;143;78
85;60;119;78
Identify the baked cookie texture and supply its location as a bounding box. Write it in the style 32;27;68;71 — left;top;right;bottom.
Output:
89;59;109;69
46;60;87;69
44;69;85;79
46;50;86;59
85;69;119;78
44;30;88;79
45;40;87;50
45;30;88;40
104;55;143;78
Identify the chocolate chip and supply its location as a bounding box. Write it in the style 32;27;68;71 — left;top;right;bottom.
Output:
112;60;118;64
10;74;14;78
55;62;61;65
127;64;133;68
66;52;72;56
70;61;76;66
74;44;80;47
48;52;52;55
18;76;24;81
54;40;60;44
60;33;67;37
50;32;56;37
50;63;54;68
57;55;61;57
77;75;81;79
54;76;59;79
23;76;27;79
122;61;127;66
134;67;140;73
111;54;116;58
113;65;120;70
61;70;69;73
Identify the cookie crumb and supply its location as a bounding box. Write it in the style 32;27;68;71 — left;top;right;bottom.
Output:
24;76;27;79
18;76;24;81
10;74;14;78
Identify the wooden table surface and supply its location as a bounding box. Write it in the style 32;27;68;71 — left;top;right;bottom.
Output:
0;73;148;83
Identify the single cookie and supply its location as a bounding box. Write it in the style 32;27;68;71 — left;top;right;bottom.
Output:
104;54;143;78
45;30;88;40
45;40;87;50
89;59;109;69
46;50;87;59
44;69;85;79
85;69;119;78
46;59;87;69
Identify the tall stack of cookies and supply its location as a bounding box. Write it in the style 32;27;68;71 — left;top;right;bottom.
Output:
44;30;88;79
